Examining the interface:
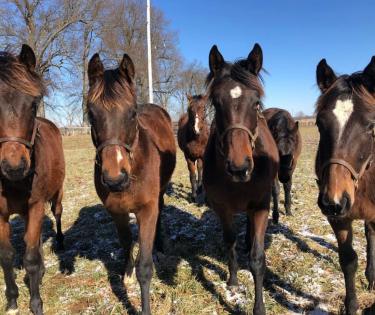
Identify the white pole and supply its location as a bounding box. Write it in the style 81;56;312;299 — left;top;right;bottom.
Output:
147;0;153;103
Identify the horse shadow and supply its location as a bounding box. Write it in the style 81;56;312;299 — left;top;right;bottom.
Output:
54;204;138;315
9;215;57;269
155;205;331;314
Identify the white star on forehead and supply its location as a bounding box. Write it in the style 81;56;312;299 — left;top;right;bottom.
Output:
332;99;353;140
230;86;242;99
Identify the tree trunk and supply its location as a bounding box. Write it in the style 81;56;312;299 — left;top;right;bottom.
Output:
37;98;45;117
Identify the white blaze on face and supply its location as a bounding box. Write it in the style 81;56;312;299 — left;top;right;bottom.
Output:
194;113;200;134
115;146;124;164
332;99;353;140
230;86;242;99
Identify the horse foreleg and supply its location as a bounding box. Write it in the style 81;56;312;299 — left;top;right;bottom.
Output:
365;221;375;290
136;201;158;315
217;208;238;287
330;218;358;315
0;215;19;314
112;213;134;278
272;179;280;224
197;158;203;195
154;192;165;253
24;202;45;315
187;158;197;202
283;179;292;216
248;209;268;315
51;189;64;251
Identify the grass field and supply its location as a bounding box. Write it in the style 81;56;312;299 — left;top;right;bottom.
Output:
1;126;374;314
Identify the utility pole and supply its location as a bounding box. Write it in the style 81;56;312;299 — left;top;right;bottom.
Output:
147;0;153;103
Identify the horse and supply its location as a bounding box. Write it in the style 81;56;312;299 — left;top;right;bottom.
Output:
177;94;209;202
203;44;279;315
87;52;176;315
315;56;375;314
263;108;302;223
0;45;65;315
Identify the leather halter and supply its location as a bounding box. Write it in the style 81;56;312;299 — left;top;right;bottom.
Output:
217;110;263;155
318;127;375;188
95;123;139;161
0;120;39;150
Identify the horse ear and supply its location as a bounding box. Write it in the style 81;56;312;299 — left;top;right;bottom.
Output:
209;45;225;76
364;56;375;83
88;53;104;87
119;53;135;82
19;44;36;71
316;59;337;93
247;43;263;75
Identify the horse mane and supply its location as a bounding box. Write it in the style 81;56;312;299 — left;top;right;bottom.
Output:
0;51;45;97
87;69;136;110
316;72;375;113
205;58;265;104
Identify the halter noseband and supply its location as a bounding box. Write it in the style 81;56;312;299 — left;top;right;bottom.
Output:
0;120;39;150
95;123;138;161
217;110;263;155
318;127;375;189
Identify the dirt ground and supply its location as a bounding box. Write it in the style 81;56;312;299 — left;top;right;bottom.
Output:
0;126;374;314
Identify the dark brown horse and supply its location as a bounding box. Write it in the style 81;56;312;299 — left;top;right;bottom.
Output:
203;44;279;315
263;108;302;223
177;94;209;201
87;52;176;315
0;45;65;315
315;57;375;314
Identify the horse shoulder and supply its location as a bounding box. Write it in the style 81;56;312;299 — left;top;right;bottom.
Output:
137;104;176;155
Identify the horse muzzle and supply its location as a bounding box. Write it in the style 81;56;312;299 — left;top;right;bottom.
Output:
318;191;351;218
0;156;30;181
101;169;130;192
225;157;253;183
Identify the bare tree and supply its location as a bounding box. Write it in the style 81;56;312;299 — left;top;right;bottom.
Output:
174;61;207;115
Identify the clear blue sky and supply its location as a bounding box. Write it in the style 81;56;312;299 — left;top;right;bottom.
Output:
153;0;375;116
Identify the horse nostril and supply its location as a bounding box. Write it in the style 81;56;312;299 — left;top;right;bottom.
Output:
321;193;330;207
1;157;28;180
102;169;129;191
226;158;251;177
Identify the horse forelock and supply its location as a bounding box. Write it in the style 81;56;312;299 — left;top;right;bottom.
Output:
88;69;136;111
0;52;45;98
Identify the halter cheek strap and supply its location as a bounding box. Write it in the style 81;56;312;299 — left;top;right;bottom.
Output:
220;124;258;149
95;124;139;162
216;110;263;156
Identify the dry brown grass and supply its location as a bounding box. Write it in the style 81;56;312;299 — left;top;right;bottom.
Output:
0;126;374;314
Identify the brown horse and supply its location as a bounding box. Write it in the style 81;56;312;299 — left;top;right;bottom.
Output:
177;94;209;201
315;57;375;314
0;45;65;315
203;44;279;315
263;108;302;223
87;52;176;315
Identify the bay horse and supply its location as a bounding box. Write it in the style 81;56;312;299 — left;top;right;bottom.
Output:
87;52;176;315
315;57;375;314
177;94;209;202
0;45;65;315
263;108;302;223
203;44;279;315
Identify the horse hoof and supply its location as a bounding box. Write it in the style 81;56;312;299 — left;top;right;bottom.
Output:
124;267;137;286
6;308;19;315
